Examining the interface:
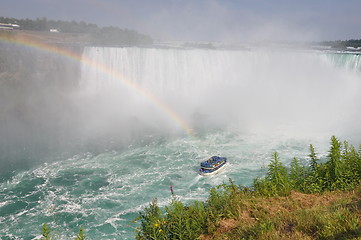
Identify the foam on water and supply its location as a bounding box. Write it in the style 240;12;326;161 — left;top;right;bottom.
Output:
0;129;332;239
1;47;360;239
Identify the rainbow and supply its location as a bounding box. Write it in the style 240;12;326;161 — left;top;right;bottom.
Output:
0;32;195;136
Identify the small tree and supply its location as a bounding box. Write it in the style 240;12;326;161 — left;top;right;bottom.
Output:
75;227;86;240
41;223;52;240
289;157;306;191
327;136;342;185
266;152;290;195
308;144;319;172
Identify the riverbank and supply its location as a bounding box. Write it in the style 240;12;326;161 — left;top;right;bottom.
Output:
135;137;361;239
0;29;91;45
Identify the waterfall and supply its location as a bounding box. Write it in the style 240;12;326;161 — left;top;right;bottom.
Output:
320;52;361;72
1;45;361;240
2;45;360;170
79;47;361;139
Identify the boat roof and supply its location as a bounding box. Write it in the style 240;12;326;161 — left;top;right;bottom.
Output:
200;156;227;168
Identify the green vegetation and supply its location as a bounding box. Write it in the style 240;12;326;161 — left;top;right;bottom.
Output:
135;136;361;239
75;227;87;240
320;39;361;49
40;223;87;240
37;136;361;239
41;223;52;240
0;16;153;46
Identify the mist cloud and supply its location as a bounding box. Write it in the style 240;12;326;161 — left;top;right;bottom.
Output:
3;0;361;41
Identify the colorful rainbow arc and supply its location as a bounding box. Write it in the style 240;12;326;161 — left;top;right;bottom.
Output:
0;34;195;136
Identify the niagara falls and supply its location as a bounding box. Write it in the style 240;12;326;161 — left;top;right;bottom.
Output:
1;40;360;239
1;1;361;239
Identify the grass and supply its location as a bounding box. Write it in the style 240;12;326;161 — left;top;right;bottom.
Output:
40;136;361;239
135;182;361;240
207;187;360;239
135;136;361;239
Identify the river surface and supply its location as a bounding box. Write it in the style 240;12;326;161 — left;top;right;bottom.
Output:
0;46;360;239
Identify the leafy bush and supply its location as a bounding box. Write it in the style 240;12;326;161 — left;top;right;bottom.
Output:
135;198;207;239
40;224;86;240
135;136;361;239
254;152;291;196
39;136;361;239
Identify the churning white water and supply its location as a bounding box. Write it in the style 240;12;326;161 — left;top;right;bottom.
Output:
1;47;360;239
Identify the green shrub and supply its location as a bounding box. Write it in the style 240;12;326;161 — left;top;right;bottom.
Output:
41;223;52;240
40;223;86;240
134;136;361;239
75;227;86;240
254;152;291;196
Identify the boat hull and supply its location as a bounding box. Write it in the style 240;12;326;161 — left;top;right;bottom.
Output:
199;161;227;176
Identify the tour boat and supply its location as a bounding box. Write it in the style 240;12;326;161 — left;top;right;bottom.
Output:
199;156;227;176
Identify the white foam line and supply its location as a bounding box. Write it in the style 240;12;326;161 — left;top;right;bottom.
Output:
0;200;10;208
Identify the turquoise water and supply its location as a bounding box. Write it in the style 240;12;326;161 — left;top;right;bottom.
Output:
321;52;361;72
0;130;330;239
1;47;361;239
